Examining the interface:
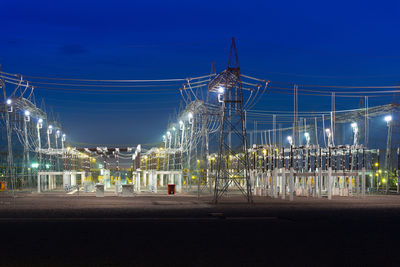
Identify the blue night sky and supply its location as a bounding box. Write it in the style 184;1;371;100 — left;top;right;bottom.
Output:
1;0;399;146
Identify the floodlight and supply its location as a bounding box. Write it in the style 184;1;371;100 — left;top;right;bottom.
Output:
287;136;293;145
384;115;392;122
6;99;12;105
218;86;225;94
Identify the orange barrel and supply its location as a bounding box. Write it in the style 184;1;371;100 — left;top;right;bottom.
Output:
0;182;6;191
168;184;175;195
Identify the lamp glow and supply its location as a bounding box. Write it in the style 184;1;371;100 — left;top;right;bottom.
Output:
287;136;293;145
24;110;30;116
218;86;225;94
384;115;392;122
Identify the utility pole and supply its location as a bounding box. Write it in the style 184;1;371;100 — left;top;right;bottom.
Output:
210;38;253;203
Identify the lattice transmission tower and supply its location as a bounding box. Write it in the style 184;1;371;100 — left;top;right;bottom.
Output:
209;38;253;203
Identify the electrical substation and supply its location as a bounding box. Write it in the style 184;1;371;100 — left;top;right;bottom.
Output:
1;39;399;203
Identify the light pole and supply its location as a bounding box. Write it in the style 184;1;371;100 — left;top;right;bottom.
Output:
171;126;177;173
62;134;66;174
55;130;60;171
47;125;53;149
37;119;43;170
179;120;185;189
384;115;393;194
47;125;53;174
166;131;171;173
179;120;185;150
4;97;14;194
188;112;194;191
36;118;43;192
23;110;31;190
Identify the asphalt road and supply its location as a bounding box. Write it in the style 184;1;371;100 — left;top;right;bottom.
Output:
1;193;400;266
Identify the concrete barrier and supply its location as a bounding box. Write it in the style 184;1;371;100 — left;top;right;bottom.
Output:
96;184;104;197
121;184;134;197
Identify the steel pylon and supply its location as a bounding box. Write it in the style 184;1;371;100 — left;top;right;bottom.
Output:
209;38;253;203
